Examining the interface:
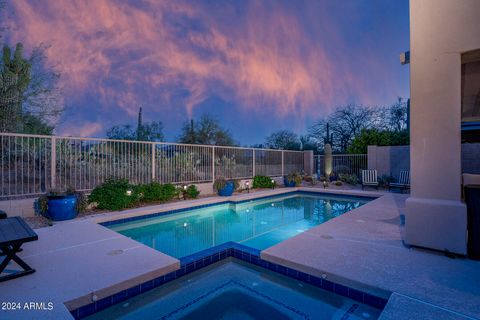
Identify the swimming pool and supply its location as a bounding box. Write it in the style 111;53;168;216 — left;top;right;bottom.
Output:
106;192;371;258
85;259;382;320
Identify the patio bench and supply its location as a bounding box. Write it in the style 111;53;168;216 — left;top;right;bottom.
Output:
0;217;38;282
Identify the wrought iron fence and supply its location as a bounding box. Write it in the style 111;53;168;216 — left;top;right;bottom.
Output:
0;133;305;198
315;154;368;178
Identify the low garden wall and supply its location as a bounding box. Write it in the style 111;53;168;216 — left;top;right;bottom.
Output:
367;143;480;178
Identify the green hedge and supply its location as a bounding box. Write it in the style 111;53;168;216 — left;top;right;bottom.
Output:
89;179;136;210
253;175;276;188
89;179;183;210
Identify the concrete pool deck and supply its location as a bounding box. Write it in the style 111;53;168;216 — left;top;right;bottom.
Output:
1;187;478;319
262;191;480;319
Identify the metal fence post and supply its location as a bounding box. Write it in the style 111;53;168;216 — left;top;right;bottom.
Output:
281;151;284;177
252;149;256;177
212;146;215;181
50;136;56;189
151;143;156;182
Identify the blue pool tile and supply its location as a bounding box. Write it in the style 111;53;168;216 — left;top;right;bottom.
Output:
267;262;277;271
70;308;79;319
258;259;268;268
95;296;112;311
77;303;95;318
322;279;334;292
348;288;364;302
298;272;309;282
165;271;176;281
127;284;141;298
203;255;212;265
175;268;186;278
141;280;154;293
241;252;250;262
276;265;287;275
153;275;165;287
111;290;128;304
287;268;298;278
309;275;322;287
333;283;349;297
194;260;204;269
80;241;386;318
186;262;195;273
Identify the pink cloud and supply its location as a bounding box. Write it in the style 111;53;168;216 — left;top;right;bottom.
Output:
7;0;408;128
62;121;103;137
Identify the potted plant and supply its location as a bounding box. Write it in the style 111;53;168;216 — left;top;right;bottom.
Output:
38;188;86;221
284;172;302;187
213;177;235;196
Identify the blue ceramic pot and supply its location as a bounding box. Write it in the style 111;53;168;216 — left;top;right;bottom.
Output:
46;195;78;221
283;177;296;187
217;181;234;196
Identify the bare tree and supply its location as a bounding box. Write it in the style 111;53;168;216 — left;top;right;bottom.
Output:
309;104;380;152
265;130;301;150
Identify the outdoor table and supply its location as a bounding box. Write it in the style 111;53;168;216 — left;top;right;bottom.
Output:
0;217;38;282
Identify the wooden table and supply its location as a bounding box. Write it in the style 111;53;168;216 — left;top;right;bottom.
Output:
0;217;38;282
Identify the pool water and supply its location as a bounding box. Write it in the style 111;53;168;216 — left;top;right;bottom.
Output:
85;259;381;320
108;193;370;258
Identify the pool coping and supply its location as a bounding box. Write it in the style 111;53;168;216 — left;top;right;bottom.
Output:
70;241;389;319
85;187;383;225
98;189;378;227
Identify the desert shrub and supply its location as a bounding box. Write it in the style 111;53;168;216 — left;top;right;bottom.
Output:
286;172;302;186
253;175;276;188
338;173;359;185
335;181;343;186
134;182;179;203
89;179;136;210
139;183;161;202
75;192;88;214
232;179;240;190
185;185;200;199
160;183;178;201
379;175;395;188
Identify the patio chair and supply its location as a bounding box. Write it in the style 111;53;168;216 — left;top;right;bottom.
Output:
389;171;410;193
361;170;379;190
0;217;38;282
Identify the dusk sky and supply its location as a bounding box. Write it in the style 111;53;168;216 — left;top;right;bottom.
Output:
4;0;410;145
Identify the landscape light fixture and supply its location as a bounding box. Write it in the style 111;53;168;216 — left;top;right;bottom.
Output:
183;185;187;200
245;181;250;193
126;189;132;196
323;180;328;189
271;179;275;189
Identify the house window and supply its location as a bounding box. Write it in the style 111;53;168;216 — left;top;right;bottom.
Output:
462;50;480;122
